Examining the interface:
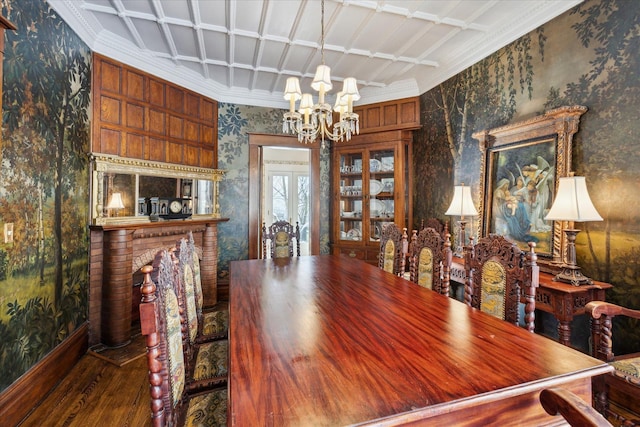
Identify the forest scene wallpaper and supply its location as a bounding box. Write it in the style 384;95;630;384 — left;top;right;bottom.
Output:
414;0;639;353
0;0;91;392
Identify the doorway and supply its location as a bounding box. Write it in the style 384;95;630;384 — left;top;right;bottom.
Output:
248;133;320;259
262;147;310;255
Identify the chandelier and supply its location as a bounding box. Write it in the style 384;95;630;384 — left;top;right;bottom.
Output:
282;0;360;147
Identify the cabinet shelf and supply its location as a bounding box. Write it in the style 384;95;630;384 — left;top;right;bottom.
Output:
331;130;413;265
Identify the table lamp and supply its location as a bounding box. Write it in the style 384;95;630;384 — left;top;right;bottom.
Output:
445;183;478;257
106;192;125;217
544;176;602;285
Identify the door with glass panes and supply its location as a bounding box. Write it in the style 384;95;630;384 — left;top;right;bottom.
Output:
263;148;310;255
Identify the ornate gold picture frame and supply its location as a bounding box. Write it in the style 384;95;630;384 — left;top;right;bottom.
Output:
473;105;587;273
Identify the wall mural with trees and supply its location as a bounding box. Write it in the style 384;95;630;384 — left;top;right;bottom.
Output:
415;0;639;354
0;0;91;392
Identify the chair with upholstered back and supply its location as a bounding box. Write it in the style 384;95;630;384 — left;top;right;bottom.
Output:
262;220;301;258
154;248;228;394
180;232;228;341
139;251;226;427
539;388;612;427
378;223;408;276
463;234;539;332
408;227;452;295
586;301;640;425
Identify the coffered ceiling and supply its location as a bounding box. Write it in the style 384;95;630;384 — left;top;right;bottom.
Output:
48;0;582;109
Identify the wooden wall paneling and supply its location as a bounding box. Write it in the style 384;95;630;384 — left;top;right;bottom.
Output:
166;140;183;164
126;69;145;101
100;96;121;125
149;109;165;135
401;99;418;124
168;115;184;139
0;324;88;427
149;137;166;162
125;133;145;159
92;53;218;168
149;78;165;106
384;104;397;126
99;128;121;155
185;119;199;142
184;144;200;166
125;102;144;130
99;59;121;94
354;97;420;134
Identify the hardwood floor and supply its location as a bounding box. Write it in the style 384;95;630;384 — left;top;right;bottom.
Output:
19;349;151;426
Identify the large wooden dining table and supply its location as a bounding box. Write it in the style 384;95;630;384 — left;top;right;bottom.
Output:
228;255;612;426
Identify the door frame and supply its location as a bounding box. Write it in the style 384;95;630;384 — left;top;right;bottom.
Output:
248;133;320;258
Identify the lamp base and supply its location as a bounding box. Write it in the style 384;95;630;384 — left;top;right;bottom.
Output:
552;264;594;286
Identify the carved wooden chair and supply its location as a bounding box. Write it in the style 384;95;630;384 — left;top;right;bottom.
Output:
540;388;612;427
463;234;539;332
378;223;408;276
420;217;446;237
152;249;228;394
408;227;452;295
139;253;226;427
586;301;640;425
182;232;228;341
261;220;301;258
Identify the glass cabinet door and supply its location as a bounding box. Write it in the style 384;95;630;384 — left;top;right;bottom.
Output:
368;148;395;243
338;152;363;242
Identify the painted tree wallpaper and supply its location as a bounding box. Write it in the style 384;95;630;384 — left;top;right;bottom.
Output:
0;0;91;392
415;0;639;354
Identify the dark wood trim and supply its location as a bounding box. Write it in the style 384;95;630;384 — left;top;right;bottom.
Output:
0;323;89;427
248;133;321;258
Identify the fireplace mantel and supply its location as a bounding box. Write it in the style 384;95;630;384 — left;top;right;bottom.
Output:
89;217;228;347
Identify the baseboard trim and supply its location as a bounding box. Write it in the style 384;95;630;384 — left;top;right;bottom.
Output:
0;322;89;427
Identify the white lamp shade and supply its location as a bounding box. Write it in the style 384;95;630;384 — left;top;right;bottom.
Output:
311;64;332;92
333;91;348;113
283;77;302;101
445;185;478;217
299;93;314;114
106;192;125;210
341;77;360;101
545;176;602;222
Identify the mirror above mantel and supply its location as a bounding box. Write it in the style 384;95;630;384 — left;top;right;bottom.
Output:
91;153;224;225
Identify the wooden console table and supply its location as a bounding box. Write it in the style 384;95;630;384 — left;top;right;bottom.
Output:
452;257;612;347
89;217;228;347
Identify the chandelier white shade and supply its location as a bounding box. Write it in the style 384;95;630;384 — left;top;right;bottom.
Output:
282;0;360;146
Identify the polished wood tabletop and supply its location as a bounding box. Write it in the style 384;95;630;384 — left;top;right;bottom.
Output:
229;255;612;426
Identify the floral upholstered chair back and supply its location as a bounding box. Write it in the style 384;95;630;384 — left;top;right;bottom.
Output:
144;250;186;425
377;223;407;276
140;250;228;426
261;220;301;259
177;238;200;346
408;227;452;295
463;234;539;332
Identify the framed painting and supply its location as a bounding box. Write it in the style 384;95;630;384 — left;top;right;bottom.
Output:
482;137;557;256
473;105;587;273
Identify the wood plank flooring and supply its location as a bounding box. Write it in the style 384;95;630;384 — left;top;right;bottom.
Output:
19;351;151;427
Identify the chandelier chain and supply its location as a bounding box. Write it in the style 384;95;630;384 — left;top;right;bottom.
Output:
320;0;325;65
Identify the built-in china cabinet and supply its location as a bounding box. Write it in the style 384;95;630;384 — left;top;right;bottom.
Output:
331;130;413;264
